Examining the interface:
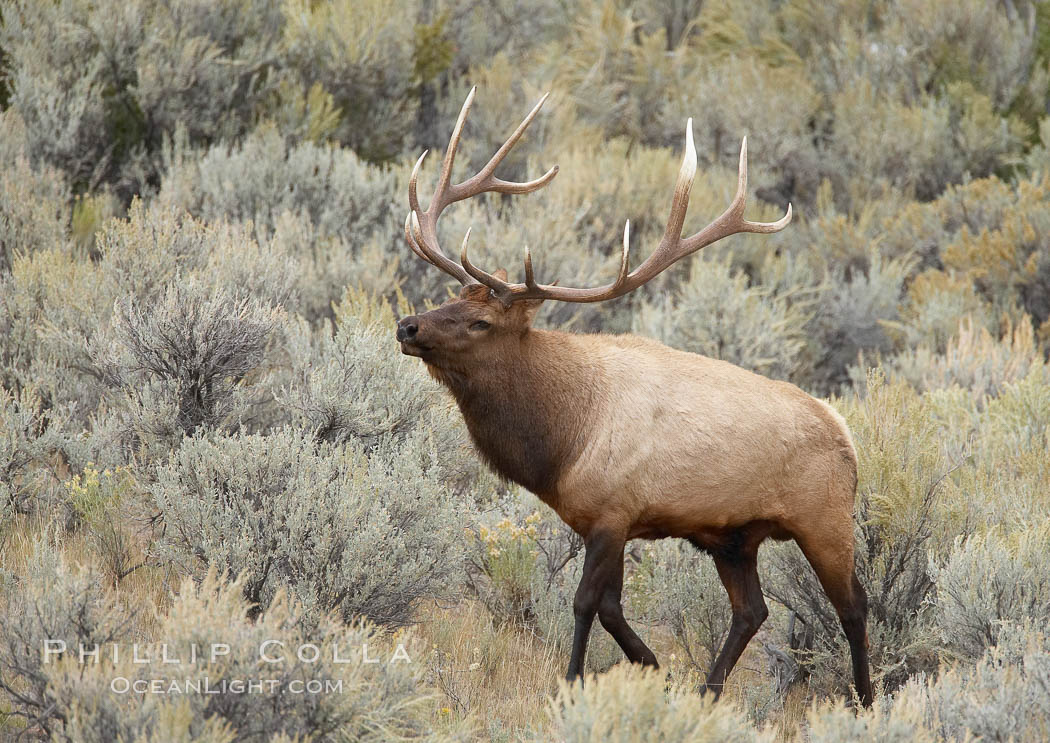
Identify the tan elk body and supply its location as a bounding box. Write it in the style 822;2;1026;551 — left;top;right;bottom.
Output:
546;335;855;542
397;89;873;705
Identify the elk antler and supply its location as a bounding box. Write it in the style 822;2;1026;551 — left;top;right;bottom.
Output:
406;91;792;306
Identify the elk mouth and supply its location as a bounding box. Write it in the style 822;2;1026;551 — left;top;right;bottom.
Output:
399;340;430;358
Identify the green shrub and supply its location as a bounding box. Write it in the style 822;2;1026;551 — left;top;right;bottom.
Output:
825;81;1027;203
264;79;344;145
809;623;1050;742
151;426;464;627
806;696;931;743
0;245;105;411
93;200;297;307
1;542;455;741
0;111;70;272
786;0;1037;110
443;1;571;83
52;574;452;741
0;384;70;518
919;366;1050;536
466;505;570;625
911;622;1050;741
814;249;915;392
159;124;405;321
632;0;705;49
938;175;1050;327
3;201;293;437
896;271;997;355
533;664;773;743
464;497;623;672
159;121;401;251
550;0;674;144
886;314;1045;396
280;0;418;162
277;297;435;449
656;55;822;204
468;510;547;626
64;464;138;584
930;523;1050;660
108;280;280;437
778;0;1035;209
633;253;815;380
627;540;731;673
274;289;490;497
884;0;1036;110
0;532;132;737
1;0;283;200
877;173;1050;336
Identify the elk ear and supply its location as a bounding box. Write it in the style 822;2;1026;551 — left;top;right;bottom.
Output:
517;297;545;325
492;268;509;281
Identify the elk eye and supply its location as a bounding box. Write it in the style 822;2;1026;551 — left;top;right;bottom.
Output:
470;320;491;331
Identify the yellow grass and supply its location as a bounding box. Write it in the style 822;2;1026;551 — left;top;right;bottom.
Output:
412;598;812;741
414;600;562;736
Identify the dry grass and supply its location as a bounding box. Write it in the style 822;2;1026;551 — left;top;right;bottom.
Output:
0;512;176;640
412;597;814;742
414;600;564;737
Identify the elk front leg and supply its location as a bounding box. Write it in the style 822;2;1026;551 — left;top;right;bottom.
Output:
566;528;642;680
597;549;659;668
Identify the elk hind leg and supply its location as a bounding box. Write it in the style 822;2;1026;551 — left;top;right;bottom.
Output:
702;537;768;697
795;532;873;707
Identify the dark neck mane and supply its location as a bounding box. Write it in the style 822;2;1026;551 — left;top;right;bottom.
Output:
427;331;598;499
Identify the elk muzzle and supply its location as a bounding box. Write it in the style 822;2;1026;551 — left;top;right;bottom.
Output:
396;315;426;356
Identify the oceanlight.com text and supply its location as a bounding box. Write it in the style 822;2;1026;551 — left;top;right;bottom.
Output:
109;677;347;695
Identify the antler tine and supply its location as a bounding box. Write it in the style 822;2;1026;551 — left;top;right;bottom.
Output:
659;118;698;251
524;246;537;289
459;228;509;290
746;201;793;232
733;136;749;215
408;150;428;215
725;136;793;231
486;164;560;197
434;86;476;210
404;212;432;265
616;220;631;289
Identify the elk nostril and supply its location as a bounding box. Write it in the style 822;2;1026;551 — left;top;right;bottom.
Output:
396;318;419;342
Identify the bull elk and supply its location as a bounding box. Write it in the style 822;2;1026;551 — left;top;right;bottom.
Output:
396;88;872;706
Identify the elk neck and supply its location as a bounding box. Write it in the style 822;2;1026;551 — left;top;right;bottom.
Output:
425;329;600;501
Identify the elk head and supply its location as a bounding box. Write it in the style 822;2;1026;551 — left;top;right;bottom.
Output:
396;281;543;371
396;87;792;370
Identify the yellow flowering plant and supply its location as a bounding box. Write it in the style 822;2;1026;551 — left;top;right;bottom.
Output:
466;507;581;629
64;464;138;583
